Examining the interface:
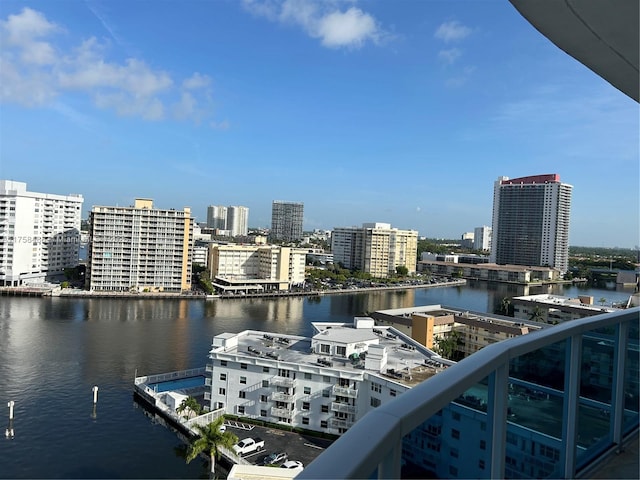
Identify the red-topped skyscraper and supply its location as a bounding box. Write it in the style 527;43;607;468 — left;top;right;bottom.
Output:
490;174;572;273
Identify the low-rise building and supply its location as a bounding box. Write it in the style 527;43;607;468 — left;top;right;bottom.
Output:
511;293;619;324
205;318;447;435
370;305;545;358
208;244;306;293
418;260;561;284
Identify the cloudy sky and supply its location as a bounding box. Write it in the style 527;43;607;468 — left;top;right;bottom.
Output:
1;0;638;247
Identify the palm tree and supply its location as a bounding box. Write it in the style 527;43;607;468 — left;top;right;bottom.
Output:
186;417;238;479
529;305;545;323
599;297;607;306
176;396;202;420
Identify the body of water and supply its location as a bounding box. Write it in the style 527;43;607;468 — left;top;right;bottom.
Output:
0;282;634;478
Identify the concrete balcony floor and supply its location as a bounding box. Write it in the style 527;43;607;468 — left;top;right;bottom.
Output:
587;432;639;479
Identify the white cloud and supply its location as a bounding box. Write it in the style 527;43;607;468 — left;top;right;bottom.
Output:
434;20;472;43
438;48;461;65
183;72;211;90
242;0;386;49
0;8;218;124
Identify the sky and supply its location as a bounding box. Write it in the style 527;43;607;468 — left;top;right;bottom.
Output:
0;0;638;248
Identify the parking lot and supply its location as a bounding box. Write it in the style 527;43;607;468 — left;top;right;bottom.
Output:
227;422;335;469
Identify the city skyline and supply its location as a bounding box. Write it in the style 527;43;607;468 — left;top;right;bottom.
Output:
1;1;638;247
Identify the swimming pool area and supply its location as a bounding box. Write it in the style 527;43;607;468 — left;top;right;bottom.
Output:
148;375;206;392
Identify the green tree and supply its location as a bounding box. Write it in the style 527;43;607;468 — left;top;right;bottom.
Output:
599;297;607;306
396;265;409;276
529;306;545;323
176;396;203;420
186;417;238;479
434;331;461;360
500;297;512;316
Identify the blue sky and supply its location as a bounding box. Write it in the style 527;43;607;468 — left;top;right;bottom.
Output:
1;0;638;247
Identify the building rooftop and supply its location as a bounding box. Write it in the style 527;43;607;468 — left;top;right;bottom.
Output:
210;320;448;388
512;294;619;313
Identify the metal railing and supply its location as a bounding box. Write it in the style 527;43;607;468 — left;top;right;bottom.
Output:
298;308;639;479
332;385;358;398
134;367;206;385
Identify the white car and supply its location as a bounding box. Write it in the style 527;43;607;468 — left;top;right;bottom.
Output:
281;460;303;469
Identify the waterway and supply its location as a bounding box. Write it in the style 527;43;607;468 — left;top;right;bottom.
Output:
0;282;634;478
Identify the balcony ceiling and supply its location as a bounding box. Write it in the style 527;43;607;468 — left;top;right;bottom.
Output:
510;0;639;102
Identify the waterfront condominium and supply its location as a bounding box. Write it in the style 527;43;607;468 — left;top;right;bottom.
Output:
332;223;418;278
87;198;193;292
490;174;572;273
0;180;83;286
270;201;304;242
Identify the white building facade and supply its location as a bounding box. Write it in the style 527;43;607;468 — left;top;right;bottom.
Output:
208;244;306;292
473;225;492;251
332;223;418;277
0;180;83;286
227;206;249;237
87;199;193;292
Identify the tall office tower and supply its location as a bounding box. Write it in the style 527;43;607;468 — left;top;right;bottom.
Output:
227;206;249;236
490;174;572;272
87;199;193;292
0;180;83;286
271;201;304;242
206;205;227;229
473;225;492;251
332;223;418;278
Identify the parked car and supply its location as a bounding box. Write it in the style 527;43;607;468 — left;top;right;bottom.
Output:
233;437;265;456
262;452;288;465
281;460;304;469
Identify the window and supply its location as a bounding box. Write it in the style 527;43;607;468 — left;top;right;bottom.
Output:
371;382;381;393
451;429;460;439
323;375;330;382
219;373;226;381
304;386;311;395
390;389;396;397
240;376;246;384
302;417;309;425
304;373;312;380
220;360;227;366
260;409;267;417
479;460;485;470
239;391;246;399
238;406;245;414
321;404;329;413
322;389;330;398
320;344;330;354
452;412;460;421
320;420;328;428
336;346;346;356
480;440;486;450
302;402;310;410
263;366;270;373
370;397;381;407
450;448;459;458
240;363;247;370
260;395;267;402
219;388;226;395
449;465;458;476
262;380;269;388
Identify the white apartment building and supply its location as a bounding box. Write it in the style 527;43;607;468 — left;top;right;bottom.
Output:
511;294;618;324
473;226;492;251
206;205;227;229
205;318;444;435
0;180;83;286
208;244;306;292
87;199;193;292
227;206;249;237
332;223;418;278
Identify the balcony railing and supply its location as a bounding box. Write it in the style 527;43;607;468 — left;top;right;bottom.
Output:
270;376;297;388
270;391;295;402
332;385;358;398
299;308;639;480
271;406;295;418
331;402;356;414
329;417;355;429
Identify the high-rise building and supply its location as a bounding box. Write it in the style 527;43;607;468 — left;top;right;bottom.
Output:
473;225;492;251
332;223;418;278
227;206;249;237
206;205;227;230
87;198;193;292
490;174;572;272
271;201;304;242
0;180;83;286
